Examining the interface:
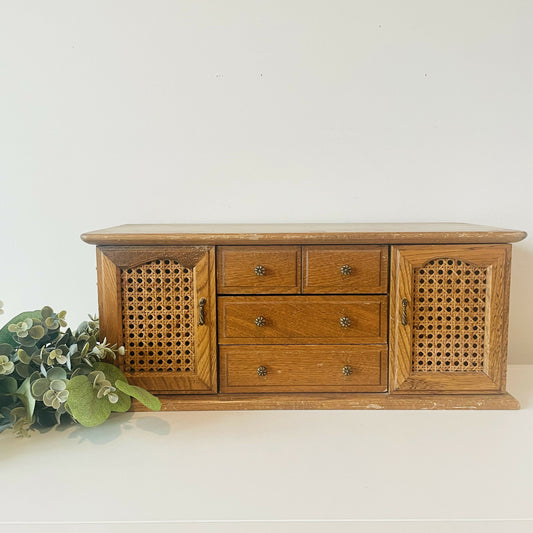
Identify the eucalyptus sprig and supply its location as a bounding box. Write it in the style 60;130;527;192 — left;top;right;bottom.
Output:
0;305;161;437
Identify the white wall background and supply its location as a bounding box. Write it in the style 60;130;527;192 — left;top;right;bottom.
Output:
0;0;532;362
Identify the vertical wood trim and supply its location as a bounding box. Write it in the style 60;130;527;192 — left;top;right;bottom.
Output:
96;247;123;352
500;246;512;390
208;247;218;392
192;247;217;392
485;245;511;390
389;246;414;391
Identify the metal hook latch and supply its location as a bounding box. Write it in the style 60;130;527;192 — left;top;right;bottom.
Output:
198;297;207;326
401;298;408;326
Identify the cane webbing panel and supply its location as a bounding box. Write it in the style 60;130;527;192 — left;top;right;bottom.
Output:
120;259;196;374
412;258;487;372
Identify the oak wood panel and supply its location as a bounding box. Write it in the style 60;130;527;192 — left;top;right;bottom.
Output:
217;245;301;294
81;223;527;246
96;246;217;394
96;248;123;352
389;244;511;393
219;345;387;393
129;392;520;411
218;295;388;344
302;245;388;294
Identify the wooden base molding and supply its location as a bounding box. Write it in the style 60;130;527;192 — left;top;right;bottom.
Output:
131;392;520;411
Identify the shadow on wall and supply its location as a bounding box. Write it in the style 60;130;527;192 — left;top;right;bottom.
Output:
509;243;533;364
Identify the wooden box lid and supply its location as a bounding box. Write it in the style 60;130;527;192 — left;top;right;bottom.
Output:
81;223;527;246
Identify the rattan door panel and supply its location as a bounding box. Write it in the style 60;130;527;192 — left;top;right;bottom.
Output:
389;245;510;393
96;246;217;394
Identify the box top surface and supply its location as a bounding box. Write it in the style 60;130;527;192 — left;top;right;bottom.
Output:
81;223;527;246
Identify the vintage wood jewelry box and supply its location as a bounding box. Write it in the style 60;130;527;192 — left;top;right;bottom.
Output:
81;223;527;410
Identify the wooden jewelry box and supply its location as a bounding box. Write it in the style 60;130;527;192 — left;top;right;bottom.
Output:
81;223;526;410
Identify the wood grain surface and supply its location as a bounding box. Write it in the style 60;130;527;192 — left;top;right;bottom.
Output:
217;245;301;294
81;223;527;245
218;295;388;344
219;345;387;393
88;226;523;409
302;245;388;293
389;244;511;393
129;391;520;411
96;246;218;394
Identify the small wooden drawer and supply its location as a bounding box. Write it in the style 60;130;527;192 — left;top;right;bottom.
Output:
302;245;388;294
218;295;388;344
219;345;388;393
217;246;301;294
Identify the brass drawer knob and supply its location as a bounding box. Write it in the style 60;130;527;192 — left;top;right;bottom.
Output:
254;265;266;276
342;365;353;376
340;316;351;328
340;264;352;275
257;366;268;377
255;316;267;327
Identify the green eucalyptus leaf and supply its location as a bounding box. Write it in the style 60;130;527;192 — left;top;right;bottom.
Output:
15;362;31;378
17;349;31;364
93;362;127;383
0;406;14;430
0;311;41;346
29;325;45;340
0;377;18;395
17;335;37;347
47;367;67;381
37;409;57;427
92;362;131;413
50;379;66;392
115;380;161;411
0;343;13;356
31;378;50;398
58;328;73;345
15;377;36;420
41;306;53;319
66;375;111;427
107;388;130;413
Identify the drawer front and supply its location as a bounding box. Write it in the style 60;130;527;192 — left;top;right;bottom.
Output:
218;295;388;344
220;345;388;392
303;245;388;294
217;246;301;294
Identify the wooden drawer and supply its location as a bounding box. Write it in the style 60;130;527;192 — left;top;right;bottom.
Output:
219;345;388;392
218;295;388;344
302;245;388;294
217;246;301;294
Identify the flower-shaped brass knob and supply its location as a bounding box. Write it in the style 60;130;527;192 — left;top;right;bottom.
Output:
342;365;353;376
254;265;266;276
340;264;352;276
255;316;267;327
257;366;268;377
340;316;351;328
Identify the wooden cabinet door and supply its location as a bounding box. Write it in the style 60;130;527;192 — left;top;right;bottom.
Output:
96;246;217;394
390;245;511;393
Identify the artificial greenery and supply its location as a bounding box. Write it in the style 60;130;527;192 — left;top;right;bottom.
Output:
0;303;161;437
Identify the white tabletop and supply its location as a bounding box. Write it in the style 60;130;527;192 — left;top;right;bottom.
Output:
2;365;532;533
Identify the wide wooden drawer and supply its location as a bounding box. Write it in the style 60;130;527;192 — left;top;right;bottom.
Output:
218;295;388;344
219;345;388;392
217;246;301;294
302;245;388;294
